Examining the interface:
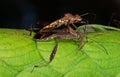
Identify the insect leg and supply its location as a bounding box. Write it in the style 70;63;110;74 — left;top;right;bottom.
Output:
108;13;115;26
77;32;87;50
49;39;58;62
31;40;48;73
89;38;108;54
27;25;40;36
77;20;88;49
71;23;78;29
26;25;34;36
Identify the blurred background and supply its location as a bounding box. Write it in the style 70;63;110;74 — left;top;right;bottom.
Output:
0;0;120;29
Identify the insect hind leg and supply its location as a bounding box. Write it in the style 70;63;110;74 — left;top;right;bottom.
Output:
31;39;58;73
67;18;88;50
49;39;58;62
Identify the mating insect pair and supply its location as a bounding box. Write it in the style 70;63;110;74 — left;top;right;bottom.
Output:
34;13;88;63
31;13;108;72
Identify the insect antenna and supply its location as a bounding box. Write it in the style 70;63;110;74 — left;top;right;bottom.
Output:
80;13;96;24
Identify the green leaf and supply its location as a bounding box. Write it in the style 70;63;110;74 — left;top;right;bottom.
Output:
78;24;120;32
0;26;120;77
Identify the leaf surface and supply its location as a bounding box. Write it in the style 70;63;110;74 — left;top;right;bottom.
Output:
0;27;120;77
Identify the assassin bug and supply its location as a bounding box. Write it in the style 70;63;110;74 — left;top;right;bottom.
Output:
31;23;86;72
35;13;90;40
40;13;88;33
31;13;107;72
33;13;88;66
29;13;95;36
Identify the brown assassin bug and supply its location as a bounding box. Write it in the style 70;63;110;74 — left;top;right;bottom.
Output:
40;13;89;33
34;13;93;42
31;13;107;72
31;25;86;72
29;13;95;35
31;13;89;70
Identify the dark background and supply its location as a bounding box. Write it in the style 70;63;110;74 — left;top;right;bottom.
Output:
0;0;120;29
